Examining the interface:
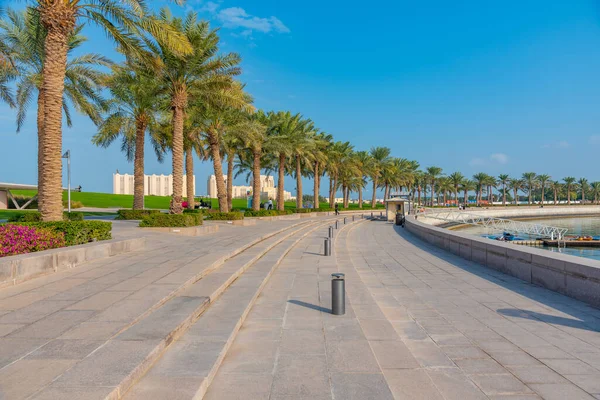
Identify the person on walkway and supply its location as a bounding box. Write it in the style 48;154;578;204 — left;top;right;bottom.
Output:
267;199;273;210
335;203;340;215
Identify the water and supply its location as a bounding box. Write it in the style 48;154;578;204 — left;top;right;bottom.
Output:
455;216;600;261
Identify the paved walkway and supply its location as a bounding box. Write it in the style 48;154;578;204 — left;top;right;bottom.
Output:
0;218;327;400
206;220;600;400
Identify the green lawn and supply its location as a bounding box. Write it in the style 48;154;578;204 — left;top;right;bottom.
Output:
9;190;385;211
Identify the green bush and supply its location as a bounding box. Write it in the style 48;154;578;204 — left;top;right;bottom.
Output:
116;209;161;220
205;212;244;221
293;208;314;214
244;209;293;217
9;221;112;246
63;200;84;209
139;213;203;227
183;209;203;214
8;212;84;222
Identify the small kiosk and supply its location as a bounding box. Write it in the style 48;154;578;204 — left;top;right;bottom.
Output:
384;195;412;222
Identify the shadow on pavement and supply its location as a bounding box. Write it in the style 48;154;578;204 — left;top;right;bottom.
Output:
288;299;330;313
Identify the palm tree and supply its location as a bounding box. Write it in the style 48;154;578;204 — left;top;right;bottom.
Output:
497;174;509;205
240;110;268;211
1;8;109;211
578;178;589;205
92;60;162;210
151;10;241;214
591;182;600;205
472;172;488;206
563;177;576;205
368;147;391;207
354;151;372;209
522;172;538;205
0;8;15;108
550;181;562;205
310;131;331;210
509;178;524;205
483;174;497;204
438;177;453;205
537;174;551;206
24;0;190;221
425;166;443;207
289;118;315;209
448;172;464;205
460;179;477;207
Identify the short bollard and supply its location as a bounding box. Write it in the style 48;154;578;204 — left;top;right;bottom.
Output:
371;212;373;218
380;211;382;217
344;217;347;224
335;220;339;229
353;215;355;222
329;226;333;238
331;273;345;315
324;238;331;256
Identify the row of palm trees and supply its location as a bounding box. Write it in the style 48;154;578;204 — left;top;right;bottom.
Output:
413;169;600;206
0;4;420;220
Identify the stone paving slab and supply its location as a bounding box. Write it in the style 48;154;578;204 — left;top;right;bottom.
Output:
0;217;340;399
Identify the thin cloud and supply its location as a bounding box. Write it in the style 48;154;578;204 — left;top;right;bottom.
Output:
589;135;600;145
542;141;569;149
217;7;290;34
490;153;508;164
469;153;509;167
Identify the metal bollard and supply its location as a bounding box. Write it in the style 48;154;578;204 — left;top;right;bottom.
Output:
380;211;382;217
324;238;331;256
335;220;339;229
353;215;355;222
344;217;346;224
329;226;333;238
331;273;345;315
371;212;373;218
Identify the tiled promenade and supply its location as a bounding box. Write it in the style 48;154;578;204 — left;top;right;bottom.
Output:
2;216;600;399
207;220;600;400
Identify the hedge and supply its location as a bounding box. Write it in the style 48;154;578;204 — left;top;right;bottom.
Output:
244;209;293;217
205;212;244;221
8;212;84;222
8;221;112;246
183;209;204;214
139;213;203;227
116;209;161;220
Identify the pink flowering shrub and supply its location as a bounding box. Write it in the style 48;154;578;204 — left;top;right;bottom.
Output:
0;225;66;257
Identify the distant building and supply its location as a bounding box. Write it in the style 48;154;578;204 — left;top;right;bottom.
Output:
113;173;195;197
207;175;293;201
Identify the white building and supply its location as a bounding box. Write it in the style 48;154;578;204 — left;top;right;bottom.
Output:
207;175;293;201
113;173;195;197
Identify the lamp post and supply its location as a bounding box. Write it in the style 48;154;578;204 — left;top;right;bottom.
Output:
62;150;71;213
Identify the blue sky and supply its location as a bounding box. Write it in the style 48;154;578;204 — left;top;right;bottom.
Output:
2;0;600;196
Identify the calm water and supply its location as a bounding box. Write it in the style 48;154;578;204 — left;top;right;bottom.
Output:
455;216;600;261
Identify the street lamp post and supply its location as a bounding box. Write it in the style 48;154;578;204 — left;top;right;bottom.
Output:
62;150;71;213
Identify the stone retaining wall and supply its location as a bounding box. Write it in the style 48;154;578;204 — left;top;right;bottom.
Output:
0;237;146;288
405;217;600;308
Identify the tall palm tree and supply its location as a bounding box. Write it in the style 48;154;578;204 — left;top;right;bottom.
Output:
425;166;443;207
537;174;551;206
24;0;191;221
578;178;589;205
449;172;464;205
1;8;109;211
497;174;509;205
93;60;163;210
521;172;538;205
591;182;600;205
289;118;315;209
509;178;524;205
563;177;576;205
354;151;372;208
472;172;487;206
483;174;497;204
550;181;562;205
369;147;391;207
310;132;332;210
151;10;241;214
239;110;268;211
460;179;477;207
414;171;425;207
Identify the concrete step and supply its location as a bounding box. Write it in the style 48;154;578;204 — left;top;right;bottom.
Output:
123;219;360;400
26;220;325;400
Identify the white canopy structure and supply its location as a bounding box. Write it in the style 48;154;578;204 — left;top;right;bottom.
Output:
0;183;69;210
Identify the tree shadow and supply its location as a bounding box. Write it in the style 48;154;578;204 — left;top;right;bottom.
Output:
288;299;330;314
497;308;599;332
391;224;600;332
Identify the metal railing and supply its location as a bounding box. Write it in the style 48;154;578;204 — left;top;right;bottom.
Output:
416;208;568;240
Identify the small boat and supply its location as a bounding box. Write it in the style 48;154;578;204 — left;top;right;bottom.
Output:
501;232;524;241
576;236;593;241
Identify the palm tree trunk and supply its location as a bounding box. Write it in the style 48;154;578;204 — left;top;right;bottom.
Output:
36;90;45;212
329;176;334;208
277;153;285;211
358;185;363;208
541;184;545;205
185;147;194;210
252;149;261;211
208;129;228;212
384;184;389;202
170;100;186;214
227;151;234;211
417;187;421;206
503;186;506;205
342;185;347;207
554;190;557;205
39;9;75;221
133;118;146;210
313;162;319;210
431;181;435;206
371;179;377;208
345;186;350;208
568;186;571;205
296;156;302;209
333;176;339;208
464;189;468;206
